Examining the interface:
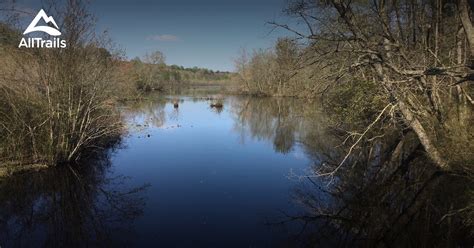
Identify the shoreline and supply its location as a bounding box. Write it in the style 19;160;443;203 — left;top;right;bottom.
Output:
0;162;49;178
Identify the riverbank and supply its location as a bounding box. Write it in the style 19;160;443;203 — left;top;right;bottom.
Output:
0;162;48;177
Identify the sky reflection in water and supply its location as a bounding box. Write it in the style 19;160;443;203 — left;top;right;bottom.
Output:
109;96;312;247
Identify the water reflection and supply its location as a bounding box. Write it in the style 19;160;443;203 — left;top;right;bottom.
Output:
286;131;472;246
229;96;473;246
0;149;149;247
109;95;314;247
121;98;168;129
230;97;309;154
1;95;471;247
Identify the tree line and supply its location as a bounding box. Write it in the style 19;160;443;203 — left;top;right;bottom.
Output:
115;51;234;97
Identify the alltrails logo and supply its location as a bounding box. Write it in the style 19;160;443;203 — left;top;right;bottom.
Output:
19;9;67;48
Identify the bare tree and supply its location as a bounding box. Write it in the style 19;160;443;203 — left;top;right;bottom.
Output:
268;0;473;171
144;50;166;65
0;0;122;166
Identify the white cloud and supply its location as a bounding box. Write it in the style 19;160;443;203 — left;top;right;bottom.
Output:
147;34;180;42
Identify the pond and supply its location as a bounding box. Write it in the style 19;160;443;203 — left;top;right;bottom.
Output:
114;95;314;247
0;95;321;247
1;94;471;247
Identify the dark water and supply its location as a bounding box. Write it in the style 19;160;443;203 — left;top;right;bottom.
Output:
1;95;472;247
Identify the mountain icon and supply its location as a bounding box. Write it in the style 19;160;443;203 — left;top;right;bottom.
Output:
23;9;61;36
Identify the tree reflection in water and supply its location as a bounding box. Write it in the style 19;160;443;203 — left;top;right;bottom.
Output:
286;131;473;247
230;97;305;154
121;97;168;129
3;95;469;247
230;96;473;247
0;148;149;247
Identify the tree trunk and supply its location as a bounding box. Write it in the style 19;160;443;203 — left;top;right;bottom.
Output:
372;58;448;169
457;27;464;101
398;100;448;169
459;0;474;69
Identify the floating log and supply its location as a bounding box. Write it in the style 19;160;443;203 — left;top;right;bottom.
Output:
210;102;223;108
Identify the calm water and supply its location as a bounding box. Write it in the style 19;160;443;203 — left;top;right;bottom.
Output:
2;95;471;247
0;95;318;247
114;96;311;247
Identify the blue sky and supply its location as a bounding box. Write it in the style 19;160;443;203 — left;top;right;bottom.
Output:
10;0;297;71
